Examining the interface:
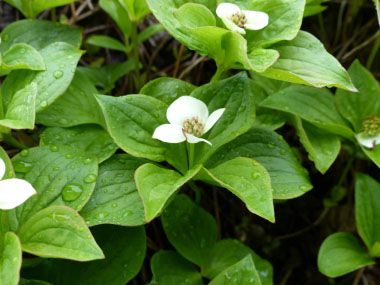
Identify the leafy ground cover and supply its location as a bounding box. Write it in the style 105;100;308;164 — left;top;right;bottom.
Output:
1;0;380;284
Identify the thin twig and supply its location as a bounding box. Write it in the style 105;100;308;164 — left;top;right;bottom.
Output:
342;30;380;61
353;267;365;285
173;44;185;78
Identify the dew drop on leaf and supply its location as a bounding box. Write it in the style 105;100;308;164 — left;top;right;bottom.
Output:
53;70;63;79
62;184;83;202
13;161;33;173
20;149;29;157
84;174;97;183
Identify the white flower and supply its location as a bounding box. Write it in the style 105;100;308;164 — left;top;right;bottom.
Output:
357;132;380;150
216;3;269;35
152;96;226;145
0;158;36;210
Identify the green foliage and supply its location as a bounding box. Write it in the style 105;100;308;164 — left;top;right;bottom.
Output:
0;232;22;285
318;233;374;277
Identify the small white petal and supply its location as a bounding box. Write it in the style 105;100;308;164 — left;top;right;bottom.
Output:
0;158;5;180
221;18;246;34
357;132;380;149
204;108;226;134
185;133;212;145
0;178;36;210
216;3;240;19
243;10;269;30
167;96;209;126
153;124;186;143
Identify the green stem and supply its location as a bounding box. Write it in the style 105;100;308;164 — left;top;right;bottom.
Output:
130;21;141;91
3;134;28;150
337;147;356;188
188;181;201;204
51;8;56;22
211;65;226;82
0;211;9;247
187;143;194;170
366;32;380;70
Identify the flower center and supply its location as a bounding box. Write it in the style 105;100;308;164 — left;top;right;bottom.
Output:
362;116;380;136
231;11;247;28
183;117;205;137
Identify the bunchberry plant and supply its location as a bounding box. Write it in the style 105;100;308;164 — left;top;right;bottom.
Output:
0;0;379;284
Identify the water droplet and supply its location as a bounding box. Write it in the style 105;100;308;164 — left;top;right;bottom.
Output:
65;154;72;159
267;143;275;149
83;158;92;164
126;96;132;101
40;100;48;108
95;212;109;219
111;203;118;208
62;184;83;201
19;48;25;54
14;161;33;173
123;210;133;217
20;149;29;157
252;172;261;179
59;64;65;68
2;34;10;41
52;213;70;222
50;145;59;152
280;149;286;155
53;70;63;79
84;174;97;183
67;55;73;59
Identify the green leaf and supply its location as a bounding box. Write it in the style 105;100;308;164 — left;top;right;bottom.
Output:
95;94;187;173
77;60;135;92
191;73;255;165
202;239;273;285
290;116;341;173
99;0;131;35
40;125;117;163
0;20;82;52
140;77;196;105
8;146;98;231
119;0;151;22
260;85;354;139
205;128;312;199
137;23;164;43
318;232;374;278
174;3;216;29
162;195;217;267
355;173;380;257
17;205;104;261
150;251;203;285
80;154;146;227
0;83;37;130
260;31;357;91
203;157;275;222
253;108;287;130
2;42;83;113
243;0;306;50
0;232;22;285
209;255;262;285
135;164;201;222
86;35;126;52
248;49;279;73
335;60;380;132
359;142;380;168
36;71;106;128
4;0;77;18
21;225;146;284
19;279;51;285
2;43;45;71
374;0;380;25
0;146;15;179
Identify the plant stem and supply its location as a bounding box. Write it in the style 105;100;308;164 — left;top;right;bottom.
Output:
51;8;56;22
337;147;356;188
366;32;380;70
211;65;225;82
187;143;194;170
3;135;28;150
188;181;201;204
130;21;141;91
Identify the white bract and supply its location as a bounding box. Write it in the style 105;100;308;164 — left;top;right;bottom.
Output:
357;133;380;149
152;96;226;145
0;158;36;210
216;3;269;35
